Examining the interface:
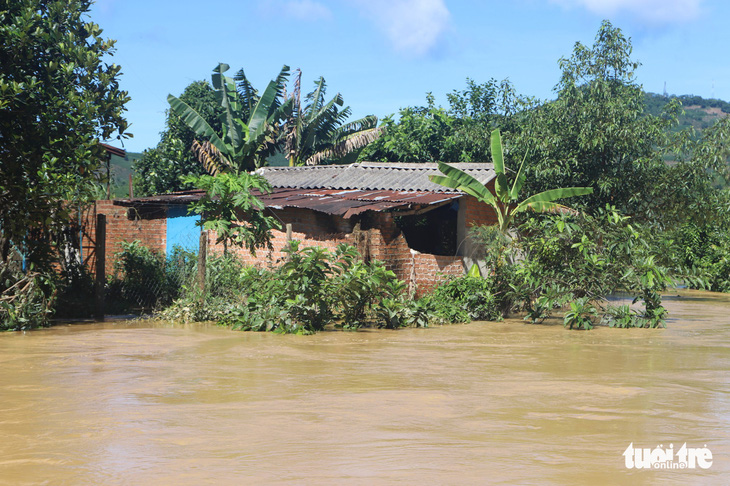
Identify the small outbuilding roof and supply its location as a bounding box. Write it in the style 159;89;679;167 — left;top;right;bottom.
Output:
256;162;495;193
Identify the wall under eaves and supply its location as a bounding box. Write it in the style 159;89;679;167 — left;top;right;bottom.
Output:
207;194;497;296
83;194;498;297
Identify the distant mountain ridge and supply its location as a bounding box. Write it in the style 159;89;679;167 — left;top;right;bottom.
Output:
644;92;730;133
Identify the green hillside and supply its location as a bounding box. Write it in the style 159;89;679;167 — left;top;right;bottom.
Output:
109;151;143;197
644;92;730;133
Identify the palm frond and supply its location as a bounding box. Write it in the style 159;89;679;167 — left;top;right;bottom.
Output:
234;68;259;118
192;140;231;175
304;126;384;166
332;115;378;139
305;77;330;123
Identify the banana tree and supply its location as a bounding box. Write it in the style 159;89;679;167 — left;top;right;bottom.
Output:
429;129;593;234
167;63;292;174
284;72;383;166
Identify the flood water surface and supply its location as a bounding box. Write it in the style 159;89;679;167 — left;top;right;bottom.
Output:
1;290;729;485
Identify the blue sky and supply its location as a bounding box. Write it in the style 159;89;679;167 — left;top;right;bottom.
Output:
90;0;730;153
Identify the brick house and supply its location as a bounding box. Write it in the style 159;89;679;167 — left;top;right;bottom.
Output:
89;162;498;295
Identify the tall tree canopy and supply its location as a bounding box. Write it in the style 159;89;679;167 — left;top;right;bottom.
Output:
511;21;678;218
359;78;527;163
0;0;130;266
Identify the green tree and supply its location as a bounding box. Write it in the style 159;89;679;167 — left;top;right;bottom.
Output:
0;0;130;267
511;20;677;218
660;116;730;227
359;79;527;163
183;173;280;255
283;71;382;166
430;129;592;234
168;63;292;174
134;81;221;195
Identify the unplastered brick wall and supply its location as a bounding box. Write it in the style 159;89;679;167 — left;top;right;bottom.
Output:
206;207;357;266
82;201;167;277
360;212;466;297
205;207;467;296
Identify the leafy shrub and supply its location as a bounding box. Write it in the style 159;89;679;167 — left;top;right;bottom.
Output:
563;297;598;330
167;242;409;334
54;258;96;318
427;275;502;322
503;205;672;329
108;241;195;312
671;223;730;293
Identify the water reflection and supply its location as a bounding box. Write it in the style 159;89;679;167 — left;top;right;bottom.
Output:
1;290;728;484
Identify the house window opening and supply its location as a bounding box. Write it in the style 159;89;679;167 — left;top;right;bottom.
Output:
394;203;458;256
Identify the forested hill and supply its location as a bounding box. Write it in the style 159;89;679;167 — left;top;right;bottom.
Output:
644;92;730;132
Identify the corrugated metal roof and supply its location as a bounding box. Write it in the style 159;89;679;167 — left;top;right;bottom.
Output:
258;188;461;218
113;163;493;218
256;162;495;192
113;187;462;219
100;143;126;158
113;190;205;207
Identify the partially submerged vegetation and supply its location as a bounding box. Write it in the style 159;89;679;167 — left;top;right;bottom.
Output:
100;208;671;333
157;242;500;334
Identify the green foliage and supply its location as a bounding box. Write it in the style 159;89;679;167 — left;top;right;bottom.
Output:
563;297;598;330
183;172;281;255
420;275;502;324
107;240;190;311
669;222;730;292
511;21;678;219
430;129;592;233
0;0;129;268
135;81;221;195
165;242;409;334
168;63;292;174
54;258;96;318
508;206;672;328
603;304;635;328
359;79;527;163
0;264;56;330
659;115;730;227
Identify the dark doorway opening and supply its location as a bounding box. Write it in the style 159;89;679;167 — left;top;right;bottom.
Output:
394;202;458;256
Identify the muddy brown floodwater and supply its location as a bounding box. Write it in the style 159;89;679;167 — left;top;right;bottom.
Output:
1;290;729;485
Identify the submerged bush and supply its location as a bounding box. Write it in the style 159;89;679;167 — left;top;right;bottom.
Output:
0;264;56;330
423;275;501;324
669;223;730;293
107;241;195;312
165;242;410;334
479;205;673;329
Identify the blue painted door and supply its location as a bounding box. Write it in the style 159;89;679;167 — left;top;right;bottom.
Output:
166;205;200;255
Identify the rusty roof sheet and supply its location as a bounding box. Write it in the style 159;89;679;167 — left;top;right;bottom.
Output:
256;162;495;192
113;187;462;218
113;190;205;207
258;188;461;218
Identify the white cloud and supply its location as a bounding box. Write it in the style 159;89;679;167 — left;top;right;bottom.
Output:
351;0;452;57
550;0;703;24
